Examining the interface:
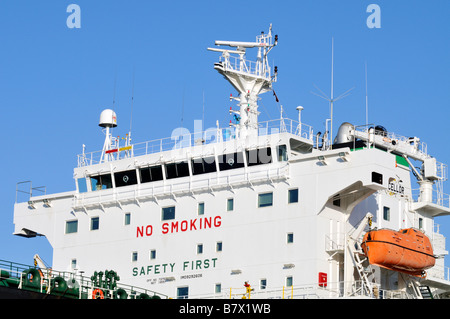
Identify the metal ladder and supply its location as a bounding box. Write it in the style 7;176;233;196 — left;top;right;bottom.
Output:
346;213;375;297
403;272;434;299
418;285;434;299
349;241;374;296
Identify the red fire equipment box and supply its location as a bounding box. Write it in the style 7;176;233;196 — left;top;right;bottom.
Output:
318;272;327;287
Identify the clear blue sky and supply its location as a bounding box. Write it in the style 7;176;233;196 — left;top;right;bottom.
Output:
1;0;449;270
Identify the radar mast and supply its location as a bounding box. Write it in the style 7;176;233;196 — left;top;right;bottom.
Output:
208;24;278;139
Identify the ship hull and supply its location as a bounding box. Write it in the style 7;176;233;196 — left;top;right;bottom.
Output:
361;228;435;277
0;286;65;299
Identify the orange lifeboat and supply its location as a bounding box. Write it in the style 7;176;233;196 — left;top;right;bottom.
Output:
361;228;435;278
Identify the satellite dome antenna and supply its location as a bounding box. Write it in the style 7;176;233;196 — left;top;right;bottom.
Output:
99;109;117;162
208;24;278;139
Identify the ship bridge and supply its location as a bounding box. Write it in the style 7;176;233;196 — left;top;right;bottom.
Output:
72;116;317;211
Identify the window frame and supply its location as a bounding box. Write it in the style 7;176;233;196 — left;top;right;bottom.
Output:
124;212;131;225
65;220;78;234
198;202;205;216
258;192;273;208
165;161;190;179
288;188;299;204
215;283;222;294
191;156;217;175
90;173;113;191
286;276;293;287
139;165;164;183
177;286;189;299
227;198;234;211
90;216;99;231
260;279;267;290
114;169;138;188
287;232;294;244
383;206;390;221
162;206;176;221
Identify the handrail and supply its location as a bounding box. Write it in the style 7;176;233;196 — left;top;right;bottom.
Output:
15;181;46;203
77;118;315;167
412;188;450;208
219;55;271;79
73;163;289;208
0;259;167;299
178;280;416;299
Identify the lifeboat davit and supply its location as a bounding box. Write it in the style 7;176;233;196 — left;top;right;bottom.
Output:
361;228;435;278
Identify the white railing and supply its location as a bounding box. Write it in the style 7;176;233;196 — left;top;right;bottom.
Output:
178;280;414;299
15;181;46;203
77;118;315;167
325;232;345;253
73;163;289;208
219;55;271;79
353;124;429;159
412;188;450;208
0;259;167;299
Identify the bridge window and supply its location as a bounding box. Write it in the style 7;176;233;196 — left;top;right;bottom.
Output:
165;161;190;179
90;173;113;191
140;165;163;183
277;145;288;161
246;147;272;166
218;152;245;171
192;156;217;175
77;178;88;193
114;169;137;187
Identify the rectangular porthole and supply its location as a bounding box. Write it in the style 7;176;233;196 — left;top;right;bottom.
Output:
258;193;273;208
162;206;176;221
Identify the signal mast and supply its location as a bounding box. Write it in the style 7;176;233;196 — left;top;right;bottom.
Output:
208;24;278;139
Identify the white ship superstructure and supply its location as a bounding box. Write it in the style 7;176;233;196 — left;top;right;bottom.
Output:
13;26;450;299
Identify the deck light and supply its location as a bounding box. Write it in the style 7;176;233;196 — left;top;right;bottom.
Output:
318;156;327;165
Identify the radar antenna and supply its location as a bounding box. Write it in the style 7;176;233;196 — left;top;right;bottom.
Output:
311;37;354;149
208;24;278;139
